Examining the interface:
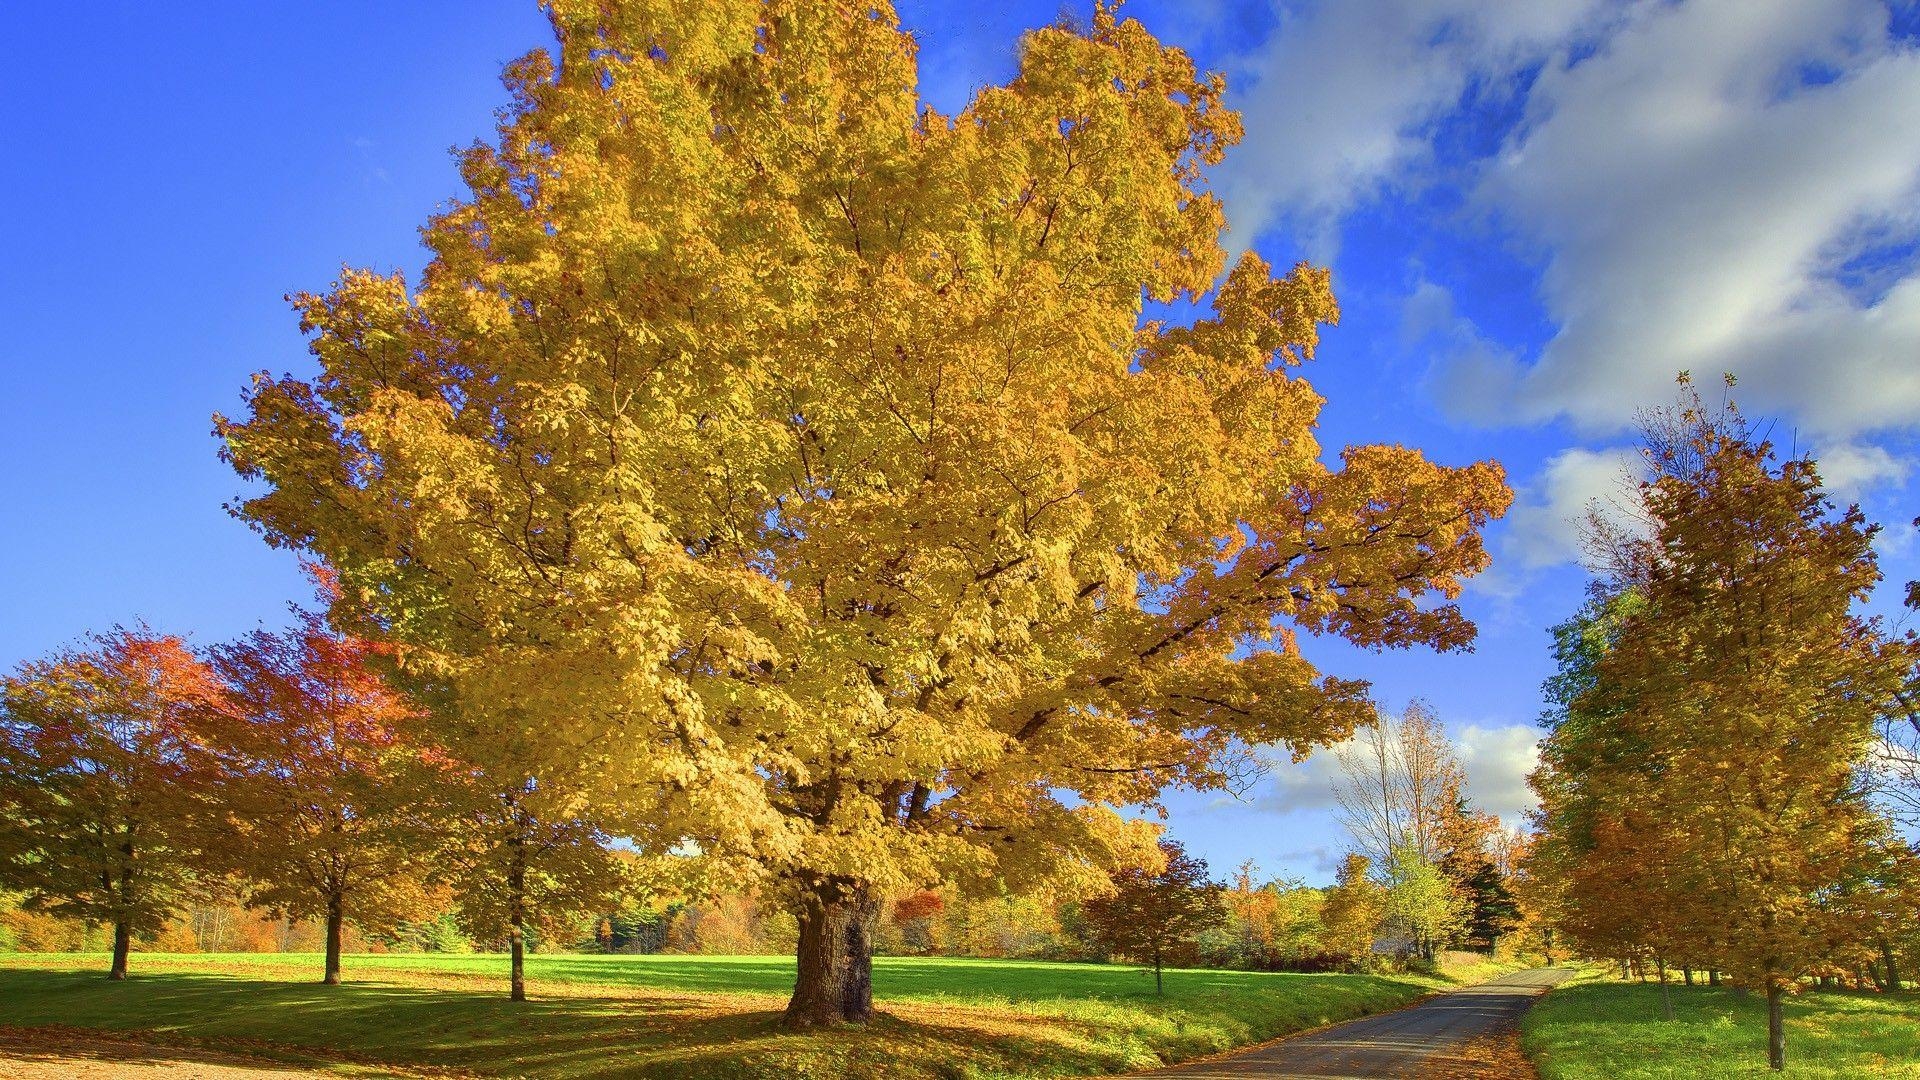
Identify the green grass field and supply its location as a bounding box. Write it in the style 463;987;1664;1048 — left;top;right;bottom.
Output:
1523;978;1920;1078
0;951;1489;1079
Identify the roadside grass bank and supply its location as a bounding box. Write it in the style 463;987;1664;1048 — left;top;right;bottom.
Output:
0;952;1504;1079
1522;978;1920;1079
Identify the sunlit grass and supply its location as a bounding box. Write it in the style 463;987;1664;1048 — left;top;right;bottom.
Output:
0;952;1495;1079
1523;979;1920;1078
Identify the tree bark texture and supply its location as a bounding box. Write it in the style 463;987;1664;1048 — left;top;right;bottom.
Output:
784;880;878;1028
108;851;135;980
323;895;344;986
508;836;527;1002
1766;982;1786;1072
108;918;132;980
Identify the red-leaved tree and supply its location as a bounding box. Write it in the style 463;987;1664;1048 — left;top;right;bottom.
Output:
206;576;440;985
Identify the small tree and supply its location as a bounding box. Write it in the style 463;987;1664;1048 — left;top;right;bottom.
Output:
1383;842;1464;963
1082;839;1225;994
1321;853;1387;968
206;592;438;985
433;768;633;1000
0;629;226;979
1458;860;1518;954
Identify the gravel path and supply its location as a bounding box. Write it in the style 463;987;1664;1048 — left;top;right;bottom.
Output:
1137;968;1576;1078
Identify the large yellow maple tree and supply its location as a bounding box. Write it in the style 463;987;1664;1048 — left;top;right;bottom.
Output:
217;0;1508;1024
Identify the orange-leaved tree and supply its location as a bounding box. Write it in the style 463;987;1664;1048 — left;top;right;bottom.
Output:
1530;382;1919;1069
0;628;227;979
214;0;1509;1025
206;584;440;986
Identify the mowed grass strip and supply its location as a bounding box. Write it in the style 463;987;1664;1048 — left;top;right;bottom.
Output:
0;953;1457;1079
1522;980;1920;1079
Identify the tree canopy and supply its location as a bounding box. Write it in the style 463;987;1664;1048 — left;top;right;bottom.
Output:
1081;838;1225;994
216;0;1508;1023
0;628;226;979
207;591;441;985
1527;381;1920;1070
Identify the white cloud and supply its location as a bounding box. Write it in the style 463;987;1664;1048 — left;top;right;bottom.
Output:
1464;0;1920;437
1257;744;1347;814
1504;446;1642;569
1455;723;1543;825
1876;514;1920;561
1816;441;1913;499
1222;1;1920;439
1256;718;1542;827
1216;0;1607;253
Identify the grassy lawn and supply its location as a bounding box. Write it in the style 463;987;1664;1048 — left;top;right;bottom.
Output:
0;951;1486;1079
1523;978;1920;1078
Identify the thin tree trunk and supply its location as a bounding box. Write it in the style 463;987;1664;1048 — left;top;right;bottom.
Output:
1709;970;1721;987
1658;958;1673;1021
508;833;527;1002
1155;944;1165;997
1766;982;1786;1071
109;848;136;980
323;894;344;986
1882;938;1902;993
1683;967;1693;986
108;918;132;980
783;879;877;1028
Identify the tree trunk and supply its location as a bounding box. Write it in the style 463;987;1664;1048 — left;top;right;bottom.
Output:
1766;982;1786;1072
108;918;132;980
323;894;344;986
1658;958;1673;1021
1882;938;1902;993
508;835;527;1002
1154;944;1165;997
783;880;877;1028
1682;967;1693;986
109;849;136;980
1709;970;1721;987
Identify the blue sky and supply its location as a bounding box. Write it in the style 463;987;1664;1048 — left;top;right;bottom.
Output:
3;0;1917;885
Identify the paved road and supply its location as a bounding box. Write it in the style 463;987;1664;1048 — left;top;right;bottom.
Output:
1139;968;1576;1079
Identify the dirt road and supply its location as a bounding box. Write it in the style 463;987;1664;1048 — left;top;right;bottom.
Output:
1138;968;1575;1078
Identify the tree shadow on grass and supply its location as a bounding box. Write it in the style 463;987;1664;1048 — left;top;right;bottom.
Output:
520;955;1437;1007
0;967;1144;1080
0;1023;329;1075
